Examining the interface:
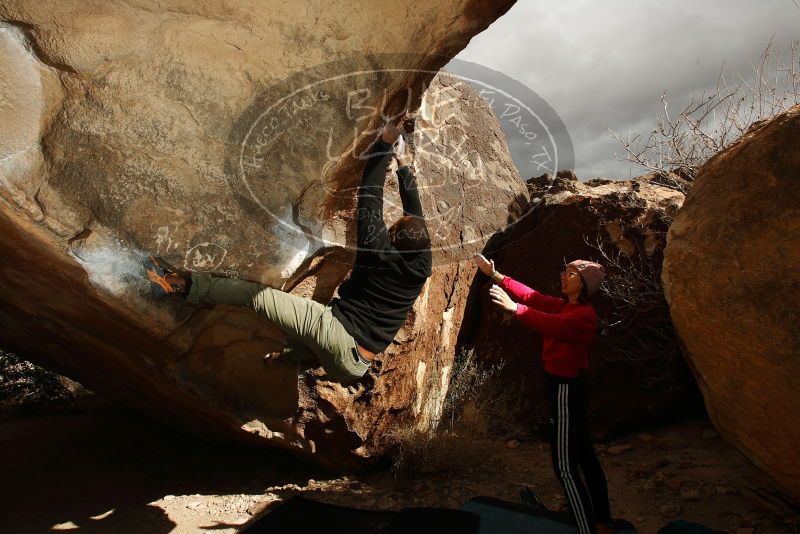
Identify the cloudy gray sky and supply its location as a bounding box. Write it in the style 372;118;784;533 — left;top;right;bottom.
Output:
451;0;800;180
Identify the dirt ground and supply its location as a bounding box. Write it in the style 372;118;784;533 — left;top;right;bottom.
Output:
0;401;797;534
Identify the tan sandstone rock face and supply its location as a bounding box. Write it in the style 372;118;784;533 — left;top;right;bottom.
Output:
458;172;703;433
0;1;520;467
662;105;800;500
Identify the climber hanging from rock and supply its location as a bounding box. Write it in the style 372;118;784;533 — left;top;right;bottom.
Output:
143;120;432;384
473;253;613;534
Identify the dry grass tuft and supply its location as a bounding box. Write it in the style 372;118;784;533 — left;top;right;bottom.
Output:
385;348;530;479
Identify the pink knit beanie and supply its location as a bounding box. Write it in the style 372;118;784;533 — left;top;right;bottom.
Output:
567;259;605;295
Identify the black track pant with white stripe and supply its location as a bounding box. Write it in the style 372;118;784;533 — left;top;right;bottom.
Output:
546;371;611;534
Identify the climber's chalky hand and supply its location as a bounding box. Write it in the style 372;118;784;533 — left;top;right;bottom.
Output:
381;121;402;145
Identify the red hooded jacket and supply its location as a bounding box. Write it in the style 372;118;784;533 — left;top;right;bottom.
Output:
500;276;597;378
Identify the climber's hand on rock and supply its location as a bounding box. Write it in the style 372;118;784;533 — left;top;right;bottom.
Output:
489;284;517;313
395;151;409;168
381;121;401;145
473;253;495;277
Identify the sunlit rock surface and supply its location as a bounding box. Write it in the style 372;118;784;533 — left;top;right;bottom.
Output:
0;1;520;467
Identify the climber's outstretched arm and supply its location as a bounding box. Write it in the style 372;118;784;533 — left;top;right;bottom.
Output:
397;164;423;218
356;139;393;252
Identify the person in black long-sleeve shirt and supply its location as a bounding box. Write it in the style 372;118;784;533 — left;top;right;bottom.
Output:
330;123;432;356
143;122;431;383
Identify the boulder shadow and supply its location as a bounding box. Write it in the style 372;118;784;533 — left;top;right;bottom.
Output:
0;401;331;534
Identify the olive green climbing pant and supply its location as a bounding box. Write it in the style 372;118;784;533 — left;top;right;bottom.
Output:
187;273;370;383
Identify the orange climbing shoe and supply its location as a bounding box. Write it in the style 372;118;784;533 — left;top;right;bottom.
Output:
143;256;188;298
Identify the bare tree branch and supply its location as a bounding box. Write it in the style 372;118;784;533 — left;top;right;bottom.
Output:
584;233;681;387
609;37;800;183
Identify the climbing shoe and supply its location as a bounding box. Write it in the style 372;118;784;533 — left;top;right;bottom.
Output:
143;256;188;298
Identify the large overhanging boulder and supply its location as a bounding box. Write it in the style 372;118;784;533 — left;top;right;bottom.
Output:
662;105;800;500
458;171;703;434
0;1;522;468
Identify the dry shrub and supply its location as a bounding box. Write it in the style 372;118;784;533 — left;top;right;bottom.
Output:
586;235;682;388
386;348;530;479
610;38;800;191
